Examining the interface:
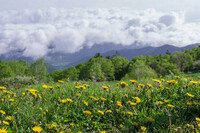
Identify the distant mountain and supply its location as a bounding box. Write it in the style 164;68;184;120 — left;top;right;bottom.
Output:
44;42;142;69
0;43;199;70
101;43;200;60
66;43;200;68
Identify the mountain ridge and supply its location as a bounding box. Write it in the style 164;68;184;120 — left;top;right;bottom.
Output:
67;43;200;68
0;43;199;70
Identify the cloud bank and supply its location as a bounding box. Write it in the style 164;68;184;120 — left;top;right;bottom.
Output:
0;8;200;58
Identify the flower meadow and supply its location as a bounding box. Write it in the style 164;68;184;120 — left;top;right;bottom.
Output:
0;76;200;133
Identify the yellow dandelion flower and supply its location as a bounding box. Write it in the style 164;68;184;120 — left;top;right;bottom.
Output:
83;110;92;115
48;86;54;90
158;84;163;88
187;102;192;106
119;124;123;129
117;101;123;107
130;102;137;106
196;117;200;122
83;84;88;87
141;126;147;132
157;101;164;105
0;86;6;90
30;92;37;97
0;110;6;115
102;86;109;91
127;101;131;104
42;85;48;89
75;86;80;89
127;112;133;116
186;124;190;128
32;126;43;132
106;110;112;113
9;99;14;102
75;93;81;97
79;86;86;90
189;81;198;85
120;82;128;88
0;127;8;133
83;101;88;106
58;80;64;83
101;97;106;102
3;121;9;125
100;131;106;133
66;98;73;103
89;96;95;99
168;104;175;108
139;84;145;87
70;122;74;127
97;110;104;115
5;116;14;121
94;98;99;102
26;89;39;92
3;90;12;94
130;80;137;84
135;97;141;103
186;93;194;98
147;83;153;88
124;94;128;98
167;80;178;85
116;109;119;113
61;99;67;104
164;100;169;103
51;123;57;128
161;79;165;82
153;79;161;84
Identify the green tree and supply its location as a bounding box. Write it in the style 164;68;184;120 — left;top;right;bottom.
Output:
112;56;129;80
28;59;48;81
89;63;102;81
81;57;115;81
125;59;157;79
101;58;115;81
171;52;193;72
0;60;15;79
8;60;30;76
67;66;79;81
76;63;88;80
50;69;68;82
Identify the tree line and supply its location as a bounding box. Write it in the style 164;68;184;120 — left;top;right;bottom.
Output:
1;46;200;83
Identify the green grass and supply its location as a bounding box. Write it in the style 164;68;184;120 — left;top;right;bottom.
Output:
0;76;200;132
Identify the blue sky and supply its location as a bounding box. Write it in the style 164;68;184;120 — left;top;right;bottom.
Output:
0;0;200;57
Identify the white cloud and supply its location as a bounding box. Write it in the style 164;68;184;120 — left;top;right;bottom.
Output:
0;8;200;58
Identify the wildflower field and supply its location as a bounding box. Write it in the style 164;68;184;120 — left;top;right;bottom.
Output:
0;75;200;133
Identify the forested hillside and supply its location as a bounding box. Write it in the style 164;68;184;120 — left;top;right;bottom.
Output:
0;46;200;85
